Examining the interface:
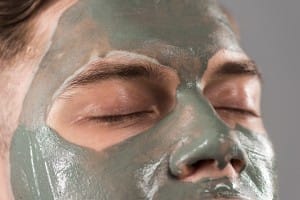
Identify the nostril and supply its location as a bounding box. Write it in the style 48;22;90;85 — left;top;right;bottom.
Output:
230;159;246;173
176;159;215;179
178;159;245;181
169;137;248;180
190;159;215;170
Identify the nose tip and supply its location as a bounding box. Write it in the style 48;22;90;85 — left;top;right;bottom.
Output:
169;136;247;181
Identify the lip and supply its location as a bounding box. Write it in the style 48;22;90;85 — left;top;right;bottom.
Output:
199;194;250;200
199;192;251;200
197;177;251;200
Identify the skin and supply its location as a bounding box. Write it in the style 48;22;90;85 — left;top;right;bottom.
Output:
3;0;279;199
0;1;76;199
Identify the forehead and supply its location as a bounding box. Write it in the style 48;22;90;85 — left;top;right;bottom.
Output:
20;0;241;126
85;0;234;48
64;0;239;52
38;0;240;81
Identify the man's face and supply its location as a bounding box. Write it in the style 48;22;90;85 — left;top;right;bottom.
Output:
9;0;277;199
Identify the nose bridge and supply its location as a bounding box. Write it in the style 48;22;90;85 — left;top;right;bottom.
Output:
175;87;229;136
169;88;247;178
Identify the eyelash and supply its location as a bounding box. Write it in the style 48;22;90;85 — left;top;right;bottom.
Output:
214;106;259;117
87;110;154;124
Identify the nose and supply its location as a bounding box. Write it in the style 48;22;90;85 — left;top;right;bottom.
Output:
169;130;247;181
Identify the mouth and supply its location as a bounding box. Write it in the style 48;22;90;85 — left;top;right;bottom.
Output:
197;177;251;200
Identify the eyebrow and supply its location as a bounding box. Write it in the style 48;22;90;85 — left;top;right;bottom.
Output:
63;61;176;91
214;60;262;80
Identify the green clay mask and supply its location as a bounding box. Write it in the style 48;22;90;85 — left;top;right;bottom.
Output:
11;110;277;199
10;0;278;199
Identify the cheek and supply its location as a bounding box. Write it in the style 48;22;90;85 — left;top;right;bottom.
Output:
237;129;277;199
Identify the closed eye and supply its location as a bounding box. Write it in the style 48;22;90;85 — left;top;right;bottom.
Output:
202;69;263;132
214;106;260;118
86;110;156;124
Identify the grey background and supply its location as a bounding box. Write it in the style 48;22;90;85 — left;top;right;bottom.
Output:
219;0;299;199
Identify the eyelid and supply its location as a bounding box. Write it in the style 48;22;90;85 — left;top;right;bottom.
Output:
203;76;261;118
205;89;259;116
90;110;154;121
84;110;157;127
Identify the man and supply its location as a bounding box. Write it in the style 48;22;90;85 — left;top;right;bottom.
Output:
0;0;278;199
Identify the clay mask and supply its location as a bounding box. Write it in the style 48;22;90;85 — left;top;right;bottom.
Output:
10;0;278;199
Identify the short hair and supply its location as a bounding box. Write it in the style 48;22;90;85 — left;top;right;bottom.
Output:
0;0;42;61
